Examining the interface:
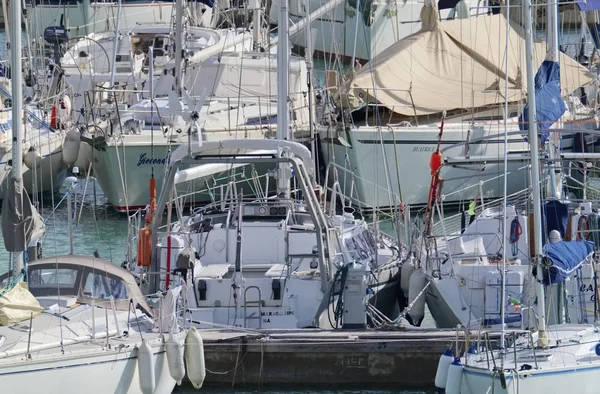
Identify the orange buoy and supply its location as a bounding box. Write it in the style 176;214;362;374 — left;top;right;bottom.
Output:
430;151;443;175
137;225;152;267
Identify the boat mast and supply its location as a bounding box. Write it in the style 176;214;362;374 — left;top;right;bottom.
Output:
174;0;184;94
11;0;24;273
524;0;548;348
546;0;562;200
500;0;511;350
108;0;123;89
304;1;317;182
277;0;290;197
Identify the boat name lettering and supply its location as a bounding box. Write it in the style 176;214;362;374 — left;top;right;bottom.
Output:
580;284;595;293
137;153;167;166
260;310;295;316
413;146;436;152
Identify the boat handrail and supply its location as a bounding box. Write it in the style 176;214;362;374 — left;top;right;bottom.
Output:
168;139;314;176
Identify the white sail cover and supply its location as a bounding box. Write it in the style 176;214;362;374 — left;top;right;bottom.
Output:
0;282;43;326
350;9;593;116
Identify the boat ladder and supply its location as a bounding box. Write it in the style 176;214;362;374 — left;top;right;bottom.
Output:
243;286;263;328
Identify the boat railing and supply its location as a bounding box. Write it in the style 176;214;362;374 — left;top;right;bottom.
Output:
419;177;529;238
85;88;312;134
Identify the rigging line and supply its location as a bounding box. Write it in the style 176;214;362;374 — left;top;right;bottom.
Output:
359;14;400;231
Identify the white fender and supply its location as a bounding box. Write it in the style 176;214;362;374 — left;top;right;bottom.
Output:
408;269;427;324
23;147;42;169
434;349;454;390
400;257;415;299
137;340;156;394
185;327;206;389
62;130;81;167
166;332;186;385
445;357;464;394
455;0;470;19
60;95;72;121
152;344;177;394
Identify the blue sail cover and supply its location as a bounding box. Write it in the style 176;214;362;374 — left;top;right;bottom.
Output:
542;240;594;285
577;0;600;11
199;0;214;6
519;60;566;146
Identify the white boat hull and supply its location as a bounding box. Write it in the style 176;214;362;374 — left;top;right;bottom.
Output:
0;337;179;394
27;1;174;38
0;129;66;198
90;140;277;212
462;359;600;394
320;123;530;209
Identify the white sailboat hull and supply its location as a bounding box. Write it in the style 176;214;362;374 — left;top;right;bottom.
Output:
27;2;174;38
320;123;530;209
462;356;600;394
0;337;179;394
0;127;67;198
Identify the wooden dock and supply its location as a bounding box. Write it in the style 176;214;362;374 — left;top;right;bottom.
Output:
195;327;479;388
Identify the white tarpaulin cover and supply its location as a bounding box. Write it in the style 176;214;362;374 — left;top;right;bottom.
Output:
350;9;593;115
0;282;43;326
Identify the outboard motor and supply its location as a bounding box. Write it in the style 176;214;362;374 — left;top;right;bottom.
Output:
43;15;69;66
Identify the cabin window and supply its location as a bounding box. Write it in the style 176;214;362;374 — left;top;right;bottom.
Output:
29;268;78;288
82;272;129;300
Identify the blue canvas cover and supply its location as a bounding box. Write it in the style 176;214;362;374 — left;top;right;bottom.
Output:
577;0;600;11
542;240;594;285
519;60;566;145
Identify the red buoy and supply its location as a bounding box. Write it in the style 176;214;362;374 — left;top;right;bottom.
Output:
430;152;443;175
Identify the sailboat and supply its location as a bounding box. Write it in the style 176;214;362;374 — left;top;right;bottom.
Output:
317;6;595;209
0;7;201;393
127;0;403;329
432;1;600;393
0;25;78;200
68;0;343;212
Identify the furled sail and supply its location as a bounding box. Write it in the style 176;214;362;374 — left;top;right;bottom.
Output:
349;9;593;116
1;179;45;252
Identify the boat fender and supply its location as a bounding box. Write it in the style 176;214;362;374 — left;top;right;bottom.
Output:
467;345;478;355
166;333;186;385
137;225;152;267
500;370;507;389
445;357;463;394
595;342;600;356
61;130;81;167
408;269;427;325
61;95;72;121
50;105;58;129
430;152;443;175
23;147;42;169
137;340;156;394
455;0;470;19
185;327;206;389
434;348;454;390
400;257;415;299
